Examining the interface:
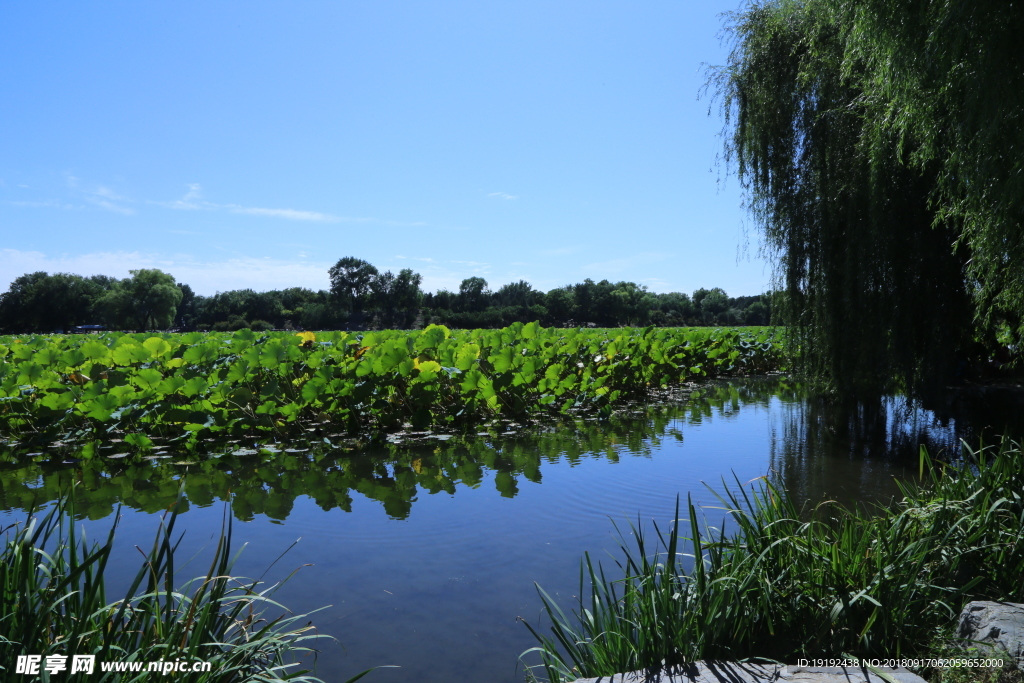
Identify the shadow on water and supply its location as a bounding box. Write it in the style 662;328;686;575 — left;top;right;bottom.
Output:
2;377;1022;683
1;377;1019;521
760;379;1024;509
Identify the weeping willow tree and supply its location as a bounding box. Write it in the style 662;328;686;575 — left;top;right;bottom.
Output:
713;0;1024;398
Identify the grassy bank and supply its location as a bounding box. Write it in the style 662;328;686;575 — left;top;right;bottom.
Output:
0;495;375;682
520;439;1024;682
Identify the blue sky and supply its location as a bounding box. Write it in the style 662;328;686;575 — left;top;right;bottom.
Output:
0;1;769;298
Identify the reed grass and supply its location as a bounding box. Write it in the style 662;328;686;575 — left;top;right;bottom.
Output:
0;494;378;682
520;438;1024;682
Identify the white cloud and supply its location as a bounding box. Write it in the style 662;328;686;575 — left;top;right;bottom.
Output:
162;183;205;210
155;184;428;226
227;205;340;222
85;197;135;215
63;176;136;215
14;179;430;227
487;191;519;200
5;199;78;209
0;248;332;295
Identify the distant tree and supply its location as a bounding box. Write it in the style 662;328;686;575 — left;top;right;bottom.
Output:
389;269;424;311
493;280;537;308
744;300;769;325
609;282;654;326
174;283;196;328
96;269;183;330
328;257;378;312
0;272;111;333
544;287;575;324
654;292;695;324
699;288;729;324
458;277;490;312
426;289;457;310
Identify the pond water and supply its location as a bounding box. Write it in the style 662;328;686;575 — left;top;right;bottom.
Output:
0;377;1010;682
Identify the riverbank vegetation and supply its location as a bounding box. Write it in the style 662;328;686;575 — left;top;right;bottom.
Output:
520;438;1024;682
0;325;782;453
0;494;374;682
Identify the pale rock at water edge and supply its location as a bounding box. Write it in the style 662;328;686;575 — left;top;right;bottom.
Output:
570;661;927;683
957;600;1024;667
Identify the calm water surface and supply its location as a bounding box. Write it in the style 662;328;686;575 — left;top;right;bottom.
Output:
0;379;988;682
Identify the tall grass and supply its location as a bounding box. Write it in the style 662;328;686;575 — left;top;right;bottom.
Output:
0;494;378;682
520;438;1024;682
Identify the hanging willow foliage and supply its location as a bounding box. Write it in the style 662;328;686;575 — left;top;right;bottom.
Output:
712;0;1022;398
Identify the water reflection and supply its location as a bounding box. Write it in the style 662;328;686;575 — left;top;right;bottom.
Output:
4;377;1021;683
0;377;1016;521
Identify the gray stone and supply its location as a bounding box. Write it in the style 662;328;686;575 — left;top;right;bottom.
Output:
957;600;1024;666
571;661;927;683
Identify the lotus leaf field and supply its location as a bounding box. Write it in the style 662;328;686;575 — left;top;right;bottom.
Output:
0;323;782;455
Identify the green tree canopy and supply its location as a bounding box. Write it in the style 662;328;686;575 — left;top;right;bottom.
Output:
0;272;112;333
458;277;490;312
97;269;183;330
711;0;1019;396
328;257;379;312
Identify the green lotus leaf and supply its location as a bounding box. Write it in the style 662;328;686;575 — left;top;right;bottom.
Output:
278;402;301;419
461;369;485;392
125;433;154;450
415;360;442;382
301;380;325;403
414;324;450;353
488;347;518;373
255;400;279;415
259;377;281;399
372;341;408;374
259;341;288;369
143;336;173;359
113;344;152;366
17;363;44;385
182;377;209;397
84;393;120;420
13;345;36;361
226;360;253;383
109;384;137;401
80;341;110;362
35;347;61;366
544;363;565;381
133;368;164;391
183;343;219;365
40;390;75;411
455;344;480;372
157;376;186;394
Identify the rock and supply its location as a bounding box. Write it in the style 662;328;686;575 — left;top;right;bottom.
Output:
957;600;1024;666
570;661;927;683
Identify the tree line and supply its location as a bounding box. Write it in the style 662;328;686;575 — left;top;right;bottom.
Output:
0;257;773;334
